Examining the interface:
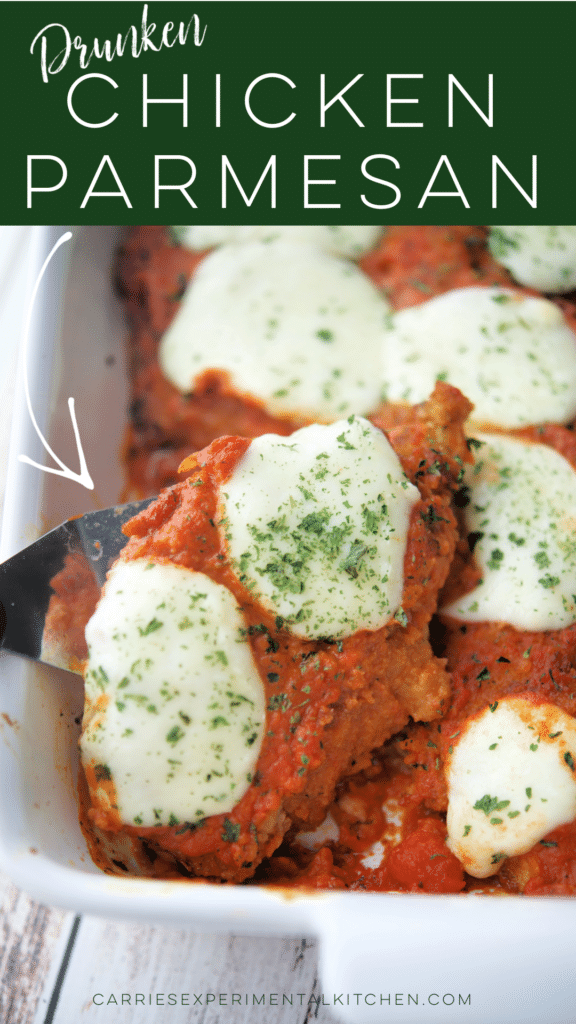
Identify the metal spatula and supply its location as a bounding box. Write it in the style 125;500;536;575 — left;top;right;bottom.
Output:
0;499;153;675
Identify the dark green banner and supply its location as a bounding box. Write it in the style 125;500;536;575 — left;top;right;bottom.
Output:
2;1;575;224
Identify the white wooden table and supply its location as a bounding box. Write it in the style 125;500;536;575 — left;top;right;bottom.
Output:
0;227;338;1024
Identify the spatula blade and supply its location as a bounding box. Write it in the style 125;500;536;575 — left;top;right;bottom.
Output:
0;499;153;675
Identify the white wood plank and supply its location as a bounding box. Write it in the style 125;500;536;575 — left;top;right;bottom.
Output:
37;916;339;1024
0;869;72;1024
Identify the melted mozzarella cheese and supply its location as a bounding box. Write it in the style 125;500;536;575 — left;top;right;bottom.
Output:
171;225;383;260
489;226;576;293
81;560;264;828
442;433;576;630
159;240;389;420
220;417;419;639
380;286;576;427
446;697;576;877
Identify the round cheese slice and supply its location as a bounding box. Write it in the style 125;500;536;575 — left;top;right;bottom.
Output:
171;225;383;260
220;417;419;640
159;240;389;421
442;433;576;631
489;226;576;293
446;697;576;877
81;560;265;829
380;286;576;428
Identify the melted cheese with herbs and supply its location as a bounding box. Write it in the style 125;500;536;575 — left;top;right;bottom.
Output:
380;286;576;427
171;225;383;260
442;433;576;630
489;226;576;293
81;560;264;829
220;417;419;639
159;240;389;421
447;697;576;877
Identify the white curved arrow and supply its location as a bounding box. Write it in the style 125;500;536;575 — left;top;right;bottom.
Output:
18;230;94;490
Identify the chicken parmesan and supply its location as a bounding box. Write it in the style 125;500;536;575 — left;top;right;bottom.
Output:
77;223;576;894
80;393;469;881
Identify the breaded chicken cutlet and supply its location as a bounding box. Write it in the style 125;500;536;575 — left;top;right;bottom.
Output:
80;385;470;882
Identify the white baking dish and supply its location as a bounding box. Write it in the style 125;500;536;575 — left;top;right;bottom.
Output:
0;226;575;1024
